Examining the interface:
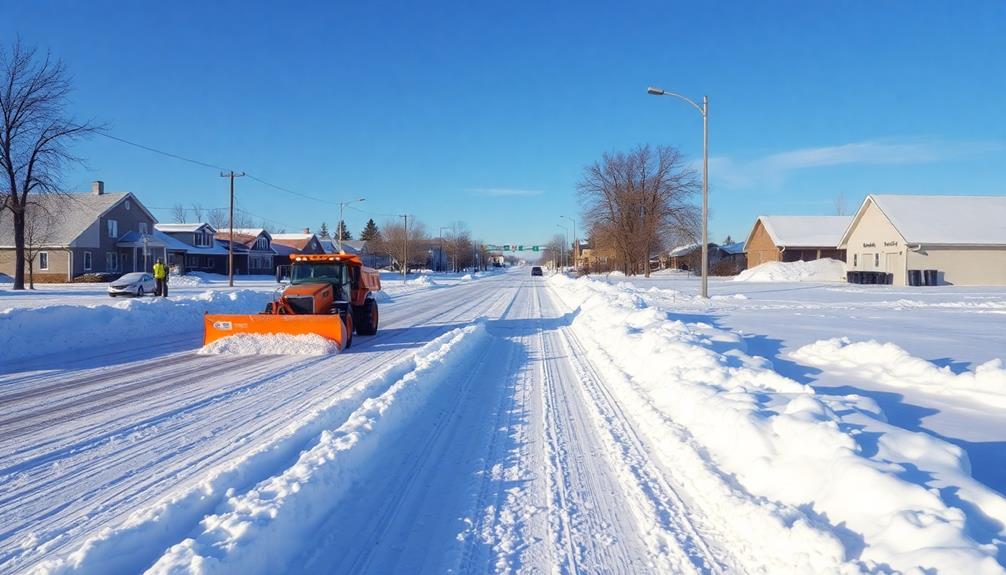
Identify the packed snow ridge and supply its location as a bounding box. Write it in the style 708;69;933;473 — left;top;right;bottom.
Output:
734;258;847;282
549;273;1006;574
198;333;341;355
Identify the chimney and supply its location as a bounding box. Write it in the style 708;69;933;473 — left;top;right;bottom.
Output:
92;180;104;195
303;227;311;234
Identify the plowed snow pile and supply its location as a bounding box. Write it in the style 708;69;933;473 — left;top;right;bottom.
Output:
549;273;1006;574
199;333;340;355
734;257;846;282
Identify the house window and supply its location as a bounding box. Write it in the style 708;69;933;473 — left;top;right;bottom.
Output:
139;222;148;234
125;200;131;211
207;258;215;269
83;251;92;271
186;255;199;267
106;252;118;272
255;237;268;250
107;219;118;239
39;252;49;270
874;253;880;268
853;254;858;267
195;232;212;247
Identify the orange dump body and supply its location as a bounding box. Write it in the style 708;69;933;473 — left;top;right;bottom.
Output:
201;253;380;350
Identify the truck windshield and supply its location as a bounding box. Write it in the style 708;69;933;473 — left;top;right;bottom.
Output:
291;262;346;285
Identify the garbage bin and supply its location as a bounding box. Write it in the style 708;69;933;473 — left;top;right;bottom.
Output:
847;271;859;284
908;270;922;286
924;269;938;286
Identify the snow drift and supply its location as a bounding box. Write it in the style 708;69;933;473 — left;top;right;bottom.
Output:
198;333;340;356
0;290;273;363
549;273;1006;574
792;337;1006;408
734;258;846;282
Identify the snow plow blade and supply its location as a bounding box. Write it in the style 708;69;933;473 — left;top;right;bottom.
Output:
203;314;348;349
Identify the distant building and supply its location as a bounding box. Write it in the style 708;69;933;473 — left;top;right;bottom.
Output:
322;239;392;269
839;194;1006;286
272;231;325;272
0;181;162;281
744;215;851;267
154;223;230;274
668;243;744;275
215;228;276;275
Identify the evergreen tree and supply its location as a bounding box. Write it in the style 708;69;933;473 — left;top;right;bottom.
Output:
337;220;353;241
318;222;331;239
359;218;381;242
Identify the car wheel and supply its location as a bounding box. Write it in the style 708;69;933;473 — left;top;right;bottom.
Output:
137;286;144;297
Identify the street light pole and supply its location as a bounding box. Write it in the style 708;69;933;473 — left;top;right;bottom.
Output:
561;215;576;270
647;86;709;298
556;223;568;270
399;214;409;277
439;226;450;272
337;198;365;253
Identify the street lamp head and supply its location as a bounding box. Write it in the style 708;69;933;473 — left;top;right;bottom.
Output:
356;197;365;202
647;87;665;96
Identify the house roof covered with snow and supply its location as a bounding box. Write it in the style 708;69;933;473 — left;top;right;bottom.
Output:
0;192;155;248
841;194;1006;246
748;215;853;249
155;223;217;234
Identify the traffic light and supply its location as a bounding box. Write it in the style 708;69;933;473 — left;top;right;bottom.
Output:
532;245;539;252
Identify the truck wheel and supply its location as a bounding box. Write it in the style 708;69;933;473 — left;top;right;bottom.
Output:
343;313;353;350
353;299;379;336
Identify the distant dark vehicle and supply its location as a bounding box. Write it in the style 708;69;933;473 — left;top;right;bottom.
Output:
531;266;543;276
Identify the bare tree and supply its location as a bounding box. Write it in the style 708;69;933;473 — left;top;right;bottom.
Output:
833;192;847;216
171;203;187;223
577;144;699;277
541;233;567;269
376;218;430;273
189;203;205;222
0;40;96;289
445;221;474;272
22;201;61;288
207;208;228;230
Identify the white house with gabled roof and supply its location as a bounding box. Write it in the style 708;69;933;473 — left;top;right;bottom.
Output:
838;194;1006;286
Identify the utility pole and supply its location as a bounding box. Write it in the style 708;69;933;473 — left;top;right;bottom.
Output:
399;214;409;277
439;226;449;272
220;171;246;287
337;198;365;253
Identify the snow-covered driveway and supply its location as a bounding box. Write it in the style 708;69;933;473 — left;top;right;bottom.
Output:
2;268;1004;573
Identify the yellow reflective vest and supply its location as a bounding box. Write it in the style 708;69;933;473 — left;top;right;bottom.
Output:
153;262;167;279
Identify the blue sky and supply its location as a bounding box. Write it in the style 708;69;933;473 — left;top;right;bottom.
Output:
4;1;1004;246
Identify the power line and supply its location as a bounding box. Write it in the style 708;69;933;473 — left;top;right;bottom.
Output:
346;203;400;219
99;133;233;172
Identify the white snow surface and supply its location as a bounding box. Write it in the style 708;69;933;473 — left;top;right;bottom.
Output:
198;333;340;356
549;273;1006;573
867;194;1006;245
793;337;1006;408
3;268;1005;574
755;215;853;247
734;257;847;282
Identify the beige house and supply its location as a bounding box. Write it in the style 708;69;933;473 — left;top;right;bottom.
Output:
744;215;851;267
839;194;1006;286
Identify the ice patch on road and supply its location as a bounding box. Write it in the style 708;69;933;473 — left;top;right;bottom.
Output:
734;258;846;282
198;333;340;356
793;337;1006;408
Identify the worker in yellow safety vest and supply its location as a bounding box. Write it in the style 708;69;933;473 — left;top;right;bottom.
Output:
153;258;168;297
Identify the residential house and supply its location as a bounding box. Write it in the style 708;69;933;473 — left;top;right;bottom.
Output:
215;228;276;275
272;231;326;272
322;239;392;269
839;194;1006;286
154;223;231;274
744;215;851;267
0;181;163;281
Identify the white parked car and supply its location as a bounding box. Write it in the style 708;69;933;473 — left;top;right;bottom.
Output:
107;272;157;297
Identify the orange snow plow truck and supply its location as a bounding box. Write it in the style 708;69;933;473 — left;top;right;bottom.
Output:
203;254;381;350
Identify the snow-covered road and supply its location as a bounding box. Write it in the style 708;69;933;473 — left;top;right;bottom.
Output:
3;268;1004;574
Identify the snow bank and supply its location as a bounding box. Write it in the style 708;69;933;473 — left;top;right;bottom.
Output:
793;338;1006;408
404;275;435;287
147;323;488;574
0;290;273;362
548;274;1006;574
198;333;340;356
34;324;488;575
734;258;846;282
